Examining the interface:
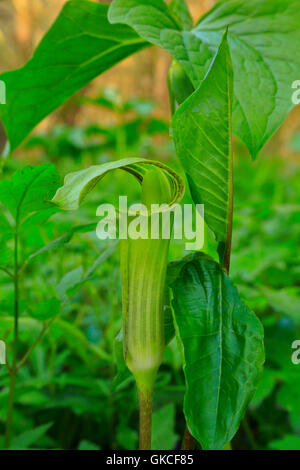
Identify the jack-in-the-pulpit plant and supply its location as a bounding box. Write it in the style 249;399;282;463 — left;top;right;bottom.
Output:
52;158;184;449
1;0;300;451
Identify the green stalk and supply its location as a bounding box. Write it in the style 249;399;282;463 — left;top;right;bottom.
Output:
138;384;154;450
181;427;196;450
4;227;19;449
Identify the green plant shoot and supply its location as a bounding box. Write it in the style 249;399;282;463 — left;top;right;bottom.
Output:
52;158;184;449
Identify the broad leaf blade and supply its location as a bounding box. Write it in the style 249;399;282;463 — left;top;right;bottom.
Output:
172;33;233;262
0;1;147;151
169;0;193;30
170;253;264;450
196;0;300;158
109;0;300;158
109;0;213;88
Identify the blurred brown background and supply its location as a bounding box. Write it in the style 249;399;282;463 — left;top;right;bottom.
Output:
0;0;299;157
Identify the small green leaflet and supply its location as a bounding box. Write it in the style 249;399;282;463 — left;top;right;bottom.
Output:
109;0;300;158
55;242;118;299
29;298;60;321
170;253;264;450
26;223;97;263
0;1;147;151
78;440;101;450
0;164;59;223
172;33;233;263
0;164;59;274
9;422;53;450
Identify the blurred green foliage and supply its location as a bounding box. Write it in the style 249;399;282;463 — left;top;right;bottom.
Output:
0;89;299;450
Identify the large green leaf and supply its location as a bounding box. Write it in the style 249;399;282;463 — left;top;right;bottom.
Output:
0;1;148;152
196;0;300;158
170;253;264;450
172;33;233;263
169;0;193;31
109;0;213;89
109;0;300;158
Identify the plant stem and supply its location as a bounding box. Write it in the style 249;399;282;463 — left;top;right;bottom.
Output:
181;427;196;450
138;385;153;450
3;229;19;449
223;137;233;276
0;266;14;278
242;415;258;450
16;322;48;371
4;371;17;449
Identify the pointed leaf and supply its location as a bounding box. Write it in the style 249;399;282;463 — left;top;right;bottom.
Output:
172;33;233;262
0;164;59;223
26;223;97;263
170;253;264;450
0;1;147;151
196;0;300;158
9;422;53;450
